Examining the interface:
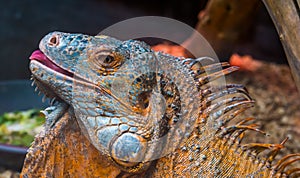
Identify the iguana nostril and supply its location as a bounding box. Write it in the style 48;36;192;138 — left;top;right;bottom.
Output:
49;35;59;46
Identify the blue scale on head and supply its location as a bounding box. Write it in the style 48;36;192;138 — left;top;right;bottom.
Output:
128;90;135;95
97;126;119;148
130;96;137;101
128;74;134;79
101;105;107;110
71;51;80;58
96;116;110;127
76;101;87;109
111;117;121;125
78;46;86;52
87;117;96;127
76;35;82;40
70;40;79;46
128;120;136;126
129;127;138;133
103;111;116;117
121;117;128;123
95;107;104;115
119;124;129;132
86;102;96;109
87;109;98;117
81;39;88;44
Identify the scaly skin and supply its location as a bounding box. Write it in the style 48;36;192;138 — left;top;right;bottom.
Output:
21;32;300;177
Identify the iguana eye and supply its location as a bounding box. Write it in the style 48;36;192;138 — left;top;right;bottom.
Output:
96;53;115;67
103;55;114;64
88;48;124;74
94;50;118;68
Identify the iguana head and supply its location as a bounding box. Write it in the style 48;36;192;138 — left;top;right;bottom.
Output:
30;31;199;172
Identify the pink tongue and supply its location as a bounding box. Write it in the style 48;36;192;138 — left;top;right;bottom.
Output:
29;50;66;74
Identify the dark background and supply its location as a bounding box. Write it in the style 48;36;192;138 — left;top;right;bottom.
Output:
0;0;286;80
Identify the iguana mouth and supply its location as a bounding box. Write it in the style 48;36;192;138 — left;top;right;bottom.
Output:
29;50;73;77
29;49;116;106
29;50;76;104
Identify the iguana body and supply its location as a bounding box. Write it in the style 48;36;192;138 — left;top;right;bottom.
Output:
21;32;300;177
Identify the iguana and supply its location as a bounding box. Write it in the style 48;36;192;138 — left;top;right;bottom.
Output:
21;31;300;177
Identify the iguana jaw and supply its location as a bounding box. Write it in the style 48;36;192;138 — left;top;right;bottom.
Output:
29;50;77;104
30;50;74;77
29;50;114;106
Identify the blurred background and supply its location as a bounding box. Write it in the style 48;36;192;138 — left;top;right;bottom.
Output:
0;0;286;81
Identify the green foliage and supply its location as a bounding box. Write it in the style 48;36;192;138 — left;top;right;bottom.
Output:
0;109;45;147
